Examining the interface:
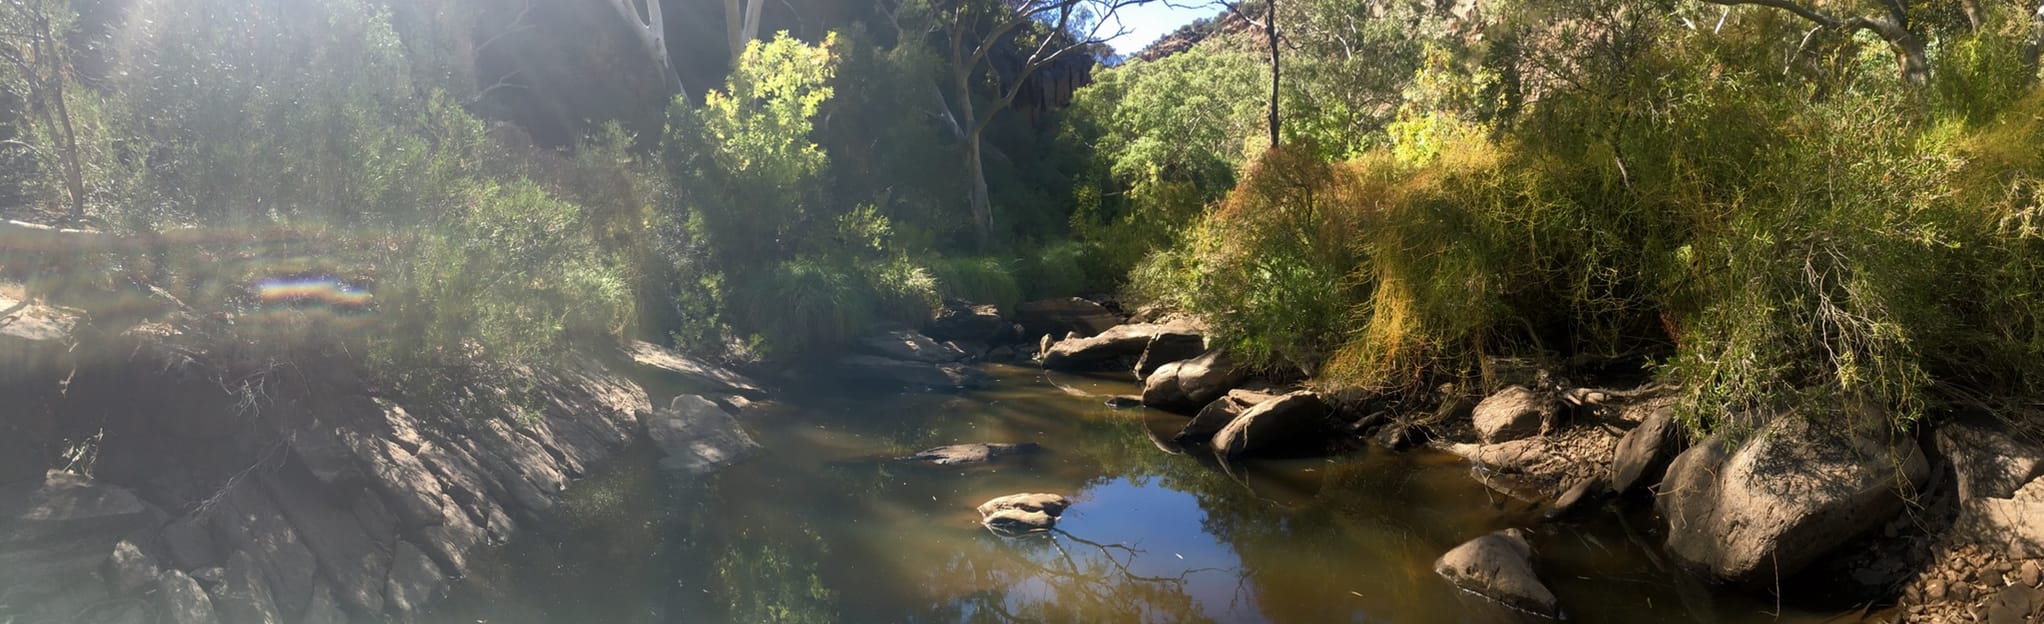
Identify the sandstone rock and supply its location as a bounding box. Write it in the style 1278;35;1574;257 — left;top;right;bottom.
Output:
1104;395;1142;408
904;442;1041;466
646;395;762;476
925;300;1008;343
157;570;219;624
1212;391;1337;459
858;328;968;364
204;483;316;618
102;540;160;596
1131;331;1208;379
1608;404;1684;495
625;340;767;398
1936;417;2044;501
301;584;345;624
1015;298;1121;339
1444;439;1552;474
1042;322;1201;372
977;493;1070;536
1473;386;1554;444
1433;529;1559;617
1970;477;2044;558
1657;413;1929;585
1175;389;1278;446
1545;476;1609;520
0;471;164;614
1141;350;1246;413
212;550;281;624
833;354;989;391
384;541;447;615
262;470;389;614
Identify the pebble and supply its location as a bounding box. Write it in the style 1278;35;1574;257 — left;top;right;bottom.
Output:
1929;579;1949;601
1953;582;1974;602
2020;560;2041;588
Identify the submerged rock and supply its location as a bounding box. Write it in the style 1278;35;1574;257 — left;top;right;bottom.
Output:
1042;321;1201;372
1212;391;1337;459
1433;529;1559;618
904;442;1042;466
977;493;1071;536
646;395;762;476
1657;412;1929;585
1473;386;1555;444
1141;349;1246;413
833;354;989;391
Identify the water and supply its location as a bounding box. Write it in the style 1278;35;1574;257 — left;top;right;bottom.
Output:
432;363;1842;624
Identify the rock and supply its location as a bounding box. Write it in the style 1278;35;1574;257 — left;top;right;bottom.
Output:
832;354;989;391
1015;298;1121;339
159;516;215;570
0;470;165;613
301;584;345;624
102;540;160;596
624;340;767;398
1936;417;2044;501
1608;404;1684;495
977;493;1070;536
1104;395;1142;408
1374;420;1431;450
2021;559;2041;587
212;550;281;624
1983;585;2042;624
385;541;447;615
986;346;1017;362
157;570;219;624
925;300;1008;343
261;470;389;614
1042;321;1201;372
203;483;316;618
1212;391;1337;459
1131;330;1209;379
1473;386;1555;444
646;395;762;476
1546;476;1608;520
1444;439;1552;474
1433;529;1559;617
857;327;968;364
1970;477;2044;558
1656;413;1930;585
1176;389;1279;446
0;294;78;371
1141;350;1247;412
904;442;1042;466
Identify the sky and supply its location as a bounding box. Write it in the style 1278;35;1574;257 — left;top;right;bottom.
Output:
1101;1;1228;56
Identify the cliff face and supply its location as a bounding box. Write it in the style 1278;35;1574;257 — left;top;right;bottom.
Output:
0;299;658;623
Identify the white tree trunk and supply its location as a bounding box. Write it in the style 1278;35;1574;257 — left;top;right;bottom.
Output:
606;0;683;94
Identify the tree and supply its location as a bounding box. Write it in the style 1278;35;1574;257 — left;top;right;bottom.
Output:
1701;0;1929;87
932;0;1149;249
604;0;685;94
726;0;766;58
0;0;87;220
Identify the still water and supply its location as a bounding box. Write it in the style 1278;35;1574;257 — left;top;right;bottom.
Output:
432;363;1842;624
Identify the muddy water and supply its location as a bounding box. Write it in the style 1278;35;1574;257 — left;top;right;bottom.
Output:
433;364;1840;624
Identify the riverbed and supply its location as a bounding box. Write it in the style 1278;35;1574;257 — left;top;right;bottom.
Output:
431;363;1840;623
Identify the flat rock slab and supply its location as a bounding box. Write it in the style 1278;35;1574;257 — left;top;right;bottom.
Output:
833;355;989;391
858;328;968;364
1434;529;1559;618
625;341;766;398
646;395;762;476
1042;321;1201;372
904;442;1042;466
1473;386;1555;444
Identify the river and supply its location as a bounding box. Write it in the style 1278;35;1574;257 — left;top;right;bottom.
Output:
430;363;1842;623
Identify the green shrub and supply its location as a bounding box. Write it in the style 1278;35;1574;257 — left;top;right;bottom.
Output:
928;256;1024;309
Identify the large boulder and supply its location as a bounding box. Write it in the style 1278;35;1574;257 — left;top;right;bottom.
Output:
1935;417;2044;502
1131;330;1208;378
1212;391;1337;459
857;327;968;364
645;395;761;476
0;294;78;374
1473;386;1554;444
1608;403;1685;495
925;300;1008;343
1656;413;1929;585
1042;322;1202;372
1142;350;1247;412
1174;389;1277;445
212;550;282;624
624;340;767;398
833;354;989;391
156;569;219;624
1433;529;1559;617
1015;298;1122;340
1970;477;2044;558
903;442;1041;466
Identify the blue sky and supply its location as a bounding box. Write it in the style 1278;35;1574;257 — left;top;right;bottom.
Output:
1101;1;1227;56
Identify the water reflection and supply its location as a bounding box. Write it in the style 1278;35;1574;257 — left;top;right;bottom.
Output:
433;364;1837;624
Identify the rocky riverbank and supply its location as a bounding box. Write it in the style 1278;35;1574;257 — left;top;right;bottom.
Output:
0;295;767;624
